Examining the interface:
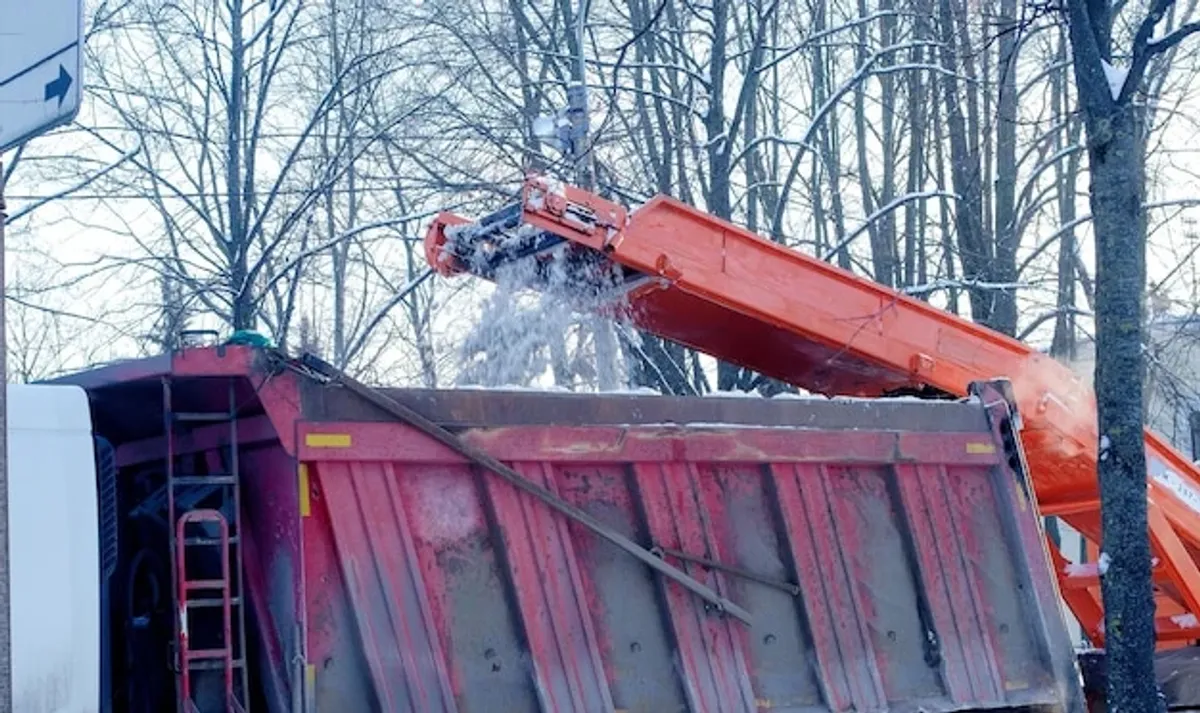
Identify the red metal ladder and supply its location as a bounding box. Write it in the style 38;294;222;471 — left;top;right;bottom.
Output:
164;376;250;713
176;510;241;712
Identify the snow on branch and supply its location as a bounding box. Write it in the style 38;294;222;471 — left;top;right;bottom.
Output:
1016;143;1084;216
731;136;819;171
871;62;973;82
561;54;711;89
771;44;960;238
822;190;959;261
1018;197;1200;275
1119;0;1198;103
903;279;1030;297
760;10;921;73
1147;22;1200;55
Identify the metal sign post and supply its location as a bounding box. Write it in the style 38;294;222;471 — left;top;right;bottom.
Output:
0;2;84;709
0;0;84;152
0;164;7;713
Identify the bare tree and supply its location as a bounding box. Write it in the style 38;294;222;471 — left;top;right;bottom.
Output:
82;0;433;350
142;275;195;353
1065;0;1200;706
2;246;136;382
8;0;1200;414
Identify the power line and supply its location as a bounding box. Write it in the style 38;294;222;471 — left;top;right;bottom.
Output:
2;182;511;202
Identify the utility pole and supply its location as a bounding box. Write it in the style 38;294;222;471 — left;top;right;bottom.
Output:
567;81;592;189
0;161;10;713
568;0;593;191
569;0;620;391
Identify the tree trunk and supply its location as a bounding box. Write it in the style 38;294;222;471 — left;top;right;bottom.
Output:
936;0;991;324
903;41;926;288
992;0;1020;336
810;5;851;270
852;0;882;284
227;0;252;331
1087;103;1158;713
876;0;900;288
706;0;735;393
930;93;960;313
1051;39;1081;359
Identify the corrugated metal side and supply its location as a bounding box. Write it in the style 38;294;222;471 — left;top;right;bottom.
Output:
240;446;302;713
296;421;1078;713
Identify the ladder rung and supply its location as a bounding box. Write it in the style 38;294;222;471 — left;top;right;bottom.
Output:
186;596;241;608
174;412;233;423
184;579;227;590
187;657;246;671
185;648;233;661
172;475;237;486
184;535;239;546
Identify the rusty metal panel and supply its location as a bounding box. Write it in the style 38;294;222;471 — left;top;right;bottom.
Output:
317;460;457;711
294;394;1084;713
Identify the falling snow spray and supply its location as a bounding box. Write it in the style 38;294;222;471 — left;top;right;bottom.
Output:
454;242;637;391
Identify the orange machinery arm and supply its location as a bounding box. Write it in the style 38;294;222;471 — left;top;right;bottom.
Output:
424;176;1200;647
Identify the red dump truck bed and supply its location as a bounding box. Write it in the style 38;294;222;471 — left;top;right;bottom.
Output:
62;346;1083;713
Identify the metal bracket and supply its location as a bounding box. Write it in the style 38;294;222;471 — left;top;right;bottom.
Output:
650;546;800;596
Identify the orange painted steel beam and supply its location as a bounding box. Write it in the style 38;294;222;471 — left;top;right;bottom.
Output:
1148;501;1200;619
425;176;1200;647
1039;498;1102;517
1056;564;1173;591
1043;504;1185;646
1045;532;1106;645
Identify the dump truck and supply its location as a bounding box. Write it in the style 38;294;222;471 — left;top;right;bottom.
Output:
22;173;1190;712
21;342;1084;713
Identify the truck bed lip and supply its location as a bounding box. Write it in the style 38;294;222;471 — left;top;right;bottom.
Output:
306;384;990;433
48;347;992;440
43;352;173;390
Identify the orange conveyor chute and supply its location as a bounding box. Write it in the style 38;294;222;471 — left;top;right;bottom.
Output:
424;175;1200;648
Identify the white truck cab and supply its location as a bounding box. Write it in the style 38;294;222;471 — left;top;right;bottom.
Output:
9;384;99;712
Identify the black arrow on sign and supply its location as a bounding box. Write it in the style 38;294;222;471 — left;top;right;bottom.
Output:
43;65;72;108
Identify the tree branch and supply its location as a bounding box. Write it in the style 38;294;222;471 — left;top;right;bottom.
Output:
1120;0;1181;102
6;140;142;225
1147;21;1200;56
823;190;960;261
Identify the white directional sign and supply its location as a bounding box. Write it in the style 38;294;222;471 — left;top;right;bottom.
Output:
0;0;83;152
